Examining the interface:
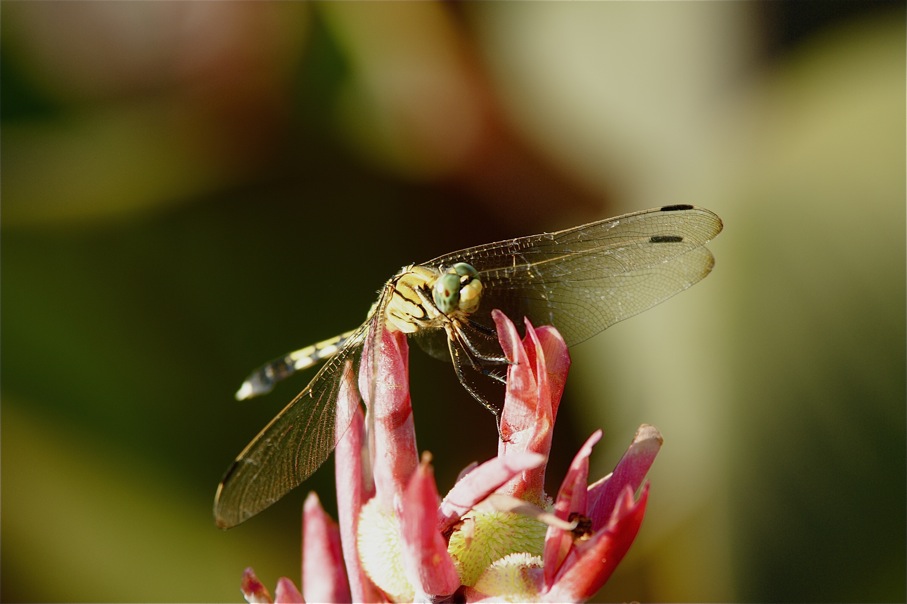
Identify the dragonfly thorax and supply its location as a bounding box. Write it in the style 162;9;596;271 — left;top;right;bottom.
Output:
384;262;483;335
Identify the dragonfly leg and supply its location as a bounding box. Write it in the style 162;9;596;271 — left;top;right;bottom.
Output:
446;334;502;416
445;330;515;443
457;319;509;364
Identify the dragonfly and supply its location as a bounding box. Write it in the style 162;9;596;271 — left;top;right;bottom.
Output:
214;204;723;528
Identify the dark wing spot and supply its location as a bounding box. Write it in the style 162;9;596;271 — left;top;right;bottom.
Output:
660;204;694;212
650;235;684;243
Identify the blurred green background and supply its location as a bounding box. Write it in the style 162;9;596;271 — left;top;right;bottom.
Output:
2;2;904;602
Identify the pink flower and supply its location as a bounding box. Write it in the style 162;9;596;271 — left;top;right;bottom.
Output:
240;311;662;603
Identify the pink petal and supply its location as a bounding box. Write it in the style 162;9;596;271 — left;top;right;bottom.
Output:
241;567;272;604
359;325;418;511
274;578;304;604
529;325;570;420
302;492;351;603
586;424;662;529
543;430;601;587
494;309;538;441
398;456;461;599
492;311;570;502
334;369;381;602
437;451;546;534
546;484;649;602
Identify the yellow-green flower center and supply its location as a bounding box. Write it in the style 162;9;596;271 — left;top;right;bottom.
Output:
357;499;413;602
358;498;550;601
448;508;547;587
473;552;544;602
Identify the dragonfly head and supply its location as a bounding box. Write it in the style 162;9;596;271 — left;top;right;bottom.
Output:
433;262;483;315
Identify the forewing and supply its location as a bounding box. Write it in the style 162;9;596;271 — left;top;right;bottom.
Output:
213;322;369;528
425;205;723;346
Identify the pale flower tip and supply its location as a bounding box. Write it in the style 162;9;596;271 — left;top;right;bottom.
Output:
303;490;321;514
241;567;272;604
618;424;663;484
634;423;664;447
274;578;304;604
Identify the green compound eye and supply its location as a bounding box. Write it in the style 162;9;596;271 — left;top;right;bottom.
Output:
450;262;478;278
433;263;482;314
433;272;462;313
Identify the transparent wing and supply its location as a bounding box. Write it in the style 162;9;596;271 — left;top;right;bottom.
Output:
425;205;723;346
413;328;454;362
213;321;370;529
